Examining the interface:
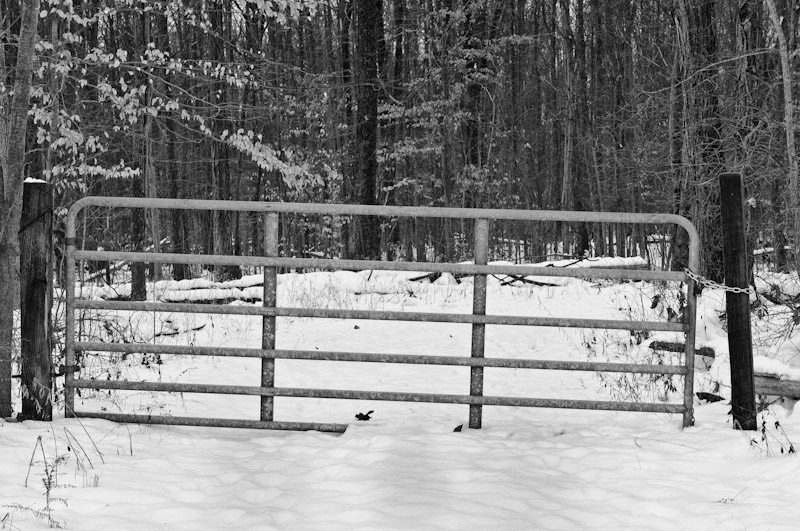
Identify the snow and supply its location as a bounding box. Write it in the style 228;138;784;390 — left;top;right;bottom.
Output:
753;356;800;382
4;268;800;530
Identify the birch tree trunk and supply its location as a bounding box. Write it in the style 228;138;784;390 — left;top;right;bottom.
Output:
765;0;798;271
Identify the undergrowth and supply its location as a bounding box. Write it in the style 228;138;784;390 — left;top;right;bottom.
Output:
62;307;211;416
583;282;690;403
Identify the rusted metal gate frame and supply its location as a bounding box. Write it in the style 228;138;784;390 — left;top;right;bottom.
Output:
64;197;701;432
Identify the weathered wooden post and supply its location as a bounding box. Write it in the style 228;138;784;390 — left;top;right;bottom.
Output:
719;172;757;430
20;179;53;420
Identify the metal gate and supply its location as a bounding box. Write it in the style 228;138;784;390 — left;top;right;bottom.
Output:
64;198;700;432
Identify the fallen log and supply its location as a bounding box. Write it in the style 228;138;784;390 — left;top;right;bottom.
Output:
494;274;561;287
408;272;471;283
649;341;715;358
754;375;800;399
408;272;444;283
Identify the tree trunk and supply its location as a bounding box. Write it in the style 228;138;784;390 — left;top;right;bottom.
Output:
0;0;40;418
559;0;577;248
440;0;455;257
383;0;405;260
350;0;382;259
672;0;724;280
141;8;162;283
463;3;486;170
206;1;240;280
130;177;148;301
765;0;799;272
167;119;191;281
20;181;52;420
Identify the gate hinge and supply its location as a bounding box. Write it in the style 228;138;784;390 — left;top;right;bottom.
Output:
54;364;81;377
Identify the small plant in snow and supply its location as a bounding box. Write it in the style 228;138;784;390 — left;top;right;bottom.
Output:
716;487;747;504
4;425;104;529
743;404;796;457
20;435;68;529
283;275;358;312
0;511;20;531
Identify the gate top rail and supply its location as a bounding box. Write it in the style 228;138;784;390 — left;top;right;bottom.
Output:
66;196;700;272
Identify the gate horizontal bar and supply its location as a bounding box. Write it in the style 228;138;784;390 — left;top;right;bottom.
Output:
72;379;685;414
74;249;687;282
67;197;701;277
68;196;700;240
75;300;688;332
72;411;348;433
74;341;689;375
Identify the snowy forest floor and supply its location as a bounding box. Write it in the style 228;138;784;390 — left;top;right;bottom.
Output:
3;264;800;530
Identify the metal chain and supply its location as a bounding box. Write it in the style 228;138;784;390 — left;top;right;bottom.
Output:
684;268;754;295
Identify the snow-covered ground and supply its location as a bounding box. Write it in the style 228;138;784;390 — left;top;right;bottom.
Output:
3;263;800;530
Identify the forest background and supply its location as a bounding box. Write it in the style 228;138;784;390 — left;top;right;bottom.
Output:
0;0;798;414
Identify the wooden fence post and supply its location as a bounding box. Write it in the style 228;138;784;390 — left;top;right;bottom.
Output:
719;173;757;430
20;180;53;420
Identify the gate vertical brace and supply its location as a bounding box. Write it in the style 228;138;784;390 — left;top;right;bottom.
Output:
470;218;489;429
261;212;279;421
682;276;697;428
64;226;77;417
